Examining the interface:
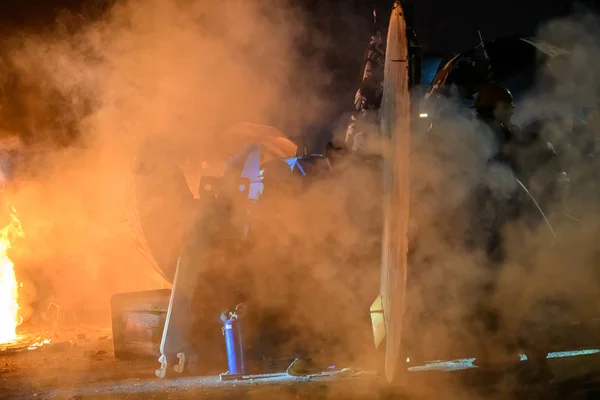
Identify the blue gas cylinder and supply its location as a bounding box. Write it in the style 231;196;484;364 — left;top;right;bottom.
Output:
224;315;246;375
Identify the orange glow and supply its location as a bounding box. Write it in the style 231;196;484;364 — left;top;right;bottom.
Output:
0;207;24;344
27;338;51;350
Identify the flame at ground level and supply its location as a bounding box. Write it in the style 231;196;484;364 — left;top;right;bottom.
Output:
0;208;23;344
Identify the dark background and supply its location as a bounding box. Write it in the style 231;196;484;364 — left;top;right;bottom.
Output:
0;0;588;51
0;0;595;148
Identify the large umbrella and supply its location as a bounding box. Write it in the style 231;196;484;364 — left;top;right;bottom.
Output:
424;36;569;106
217;123;298;162
129;123;298;283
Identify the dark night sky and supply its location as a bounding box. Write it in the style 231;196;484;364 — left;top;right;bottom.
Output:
0;0;588;52
0;0;594;147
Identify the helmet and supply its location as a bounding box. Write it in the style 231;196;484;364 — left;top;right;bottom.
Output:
473;83;514;109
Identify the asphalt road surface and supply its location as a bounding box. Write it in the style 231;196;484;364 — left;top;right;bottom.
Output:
2;325;600;400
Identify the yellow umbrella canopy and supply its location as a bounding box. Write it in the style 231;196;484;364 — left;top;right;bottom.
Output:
212;122;297;163
129;123;298;283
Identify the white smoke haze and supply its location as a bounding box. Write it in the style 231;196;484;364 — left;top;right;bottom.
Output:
400;12;600;384
0;1;390;387
0;0;335;316
0;0;600;397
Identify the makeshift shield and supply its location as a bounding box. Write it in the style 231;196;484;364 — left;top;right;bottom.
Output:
379;1;411;384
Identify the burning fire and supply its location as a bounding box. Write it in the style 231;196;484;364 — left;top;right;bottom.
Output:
0;207;23;344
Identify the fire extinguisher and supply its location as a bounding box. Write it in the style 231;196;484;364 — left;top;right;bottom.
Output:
220;303;247;380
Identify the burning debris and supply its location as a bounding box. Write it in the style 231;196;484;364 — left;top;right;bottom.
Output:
0;204;24;345
0;334;50;353
0;137;29;347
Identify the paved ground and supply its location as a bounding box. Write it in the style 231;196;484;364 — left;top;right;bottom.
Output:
2;325;600;400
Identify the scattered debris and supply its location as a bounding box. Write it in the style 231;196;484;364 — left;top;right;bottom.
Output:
287;358;311;376
43;341;70;353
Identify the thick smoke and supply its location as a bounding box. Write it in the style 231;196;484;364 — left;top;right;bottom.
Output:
2;0;600;398
3;0;336;323
398;10;600;393
0;0;390;381
500;12;600;334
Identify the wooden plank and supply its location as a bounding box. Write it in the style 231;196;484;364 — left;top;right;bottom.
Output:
379;0;411;384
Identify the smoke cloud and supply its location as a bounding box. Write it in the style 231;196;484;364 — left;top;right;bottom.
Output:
0;0;390;387
1;0;600;398
397;9;600;397
2;0;336;322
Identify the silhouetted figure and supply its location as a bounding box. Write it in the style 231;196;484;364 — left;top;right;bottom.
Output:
469;83;553;379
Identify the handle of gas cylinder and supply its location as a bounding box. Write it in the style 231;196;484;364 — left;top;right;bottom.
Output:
234;303;246;319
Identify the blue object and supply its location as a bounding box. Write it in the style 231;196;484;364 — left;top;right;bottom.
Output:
224;317;246;375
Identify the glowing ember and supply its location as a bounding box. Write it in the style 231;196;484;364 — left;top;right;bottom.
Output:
0;207;23;344
27;338;51;350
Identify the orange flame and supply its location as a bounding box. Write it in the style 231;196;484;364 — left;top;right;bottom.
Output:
0;207;23;344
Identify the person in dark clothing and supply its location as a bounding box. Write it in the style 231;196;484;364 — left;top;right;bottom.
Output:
468;83;520;264
473;83;557;183
467;83;521;367
468;83;554;378
473;83;519;164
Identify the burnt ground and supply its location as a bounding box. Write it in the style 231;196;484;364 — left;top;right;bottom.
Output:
1;325;600;400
